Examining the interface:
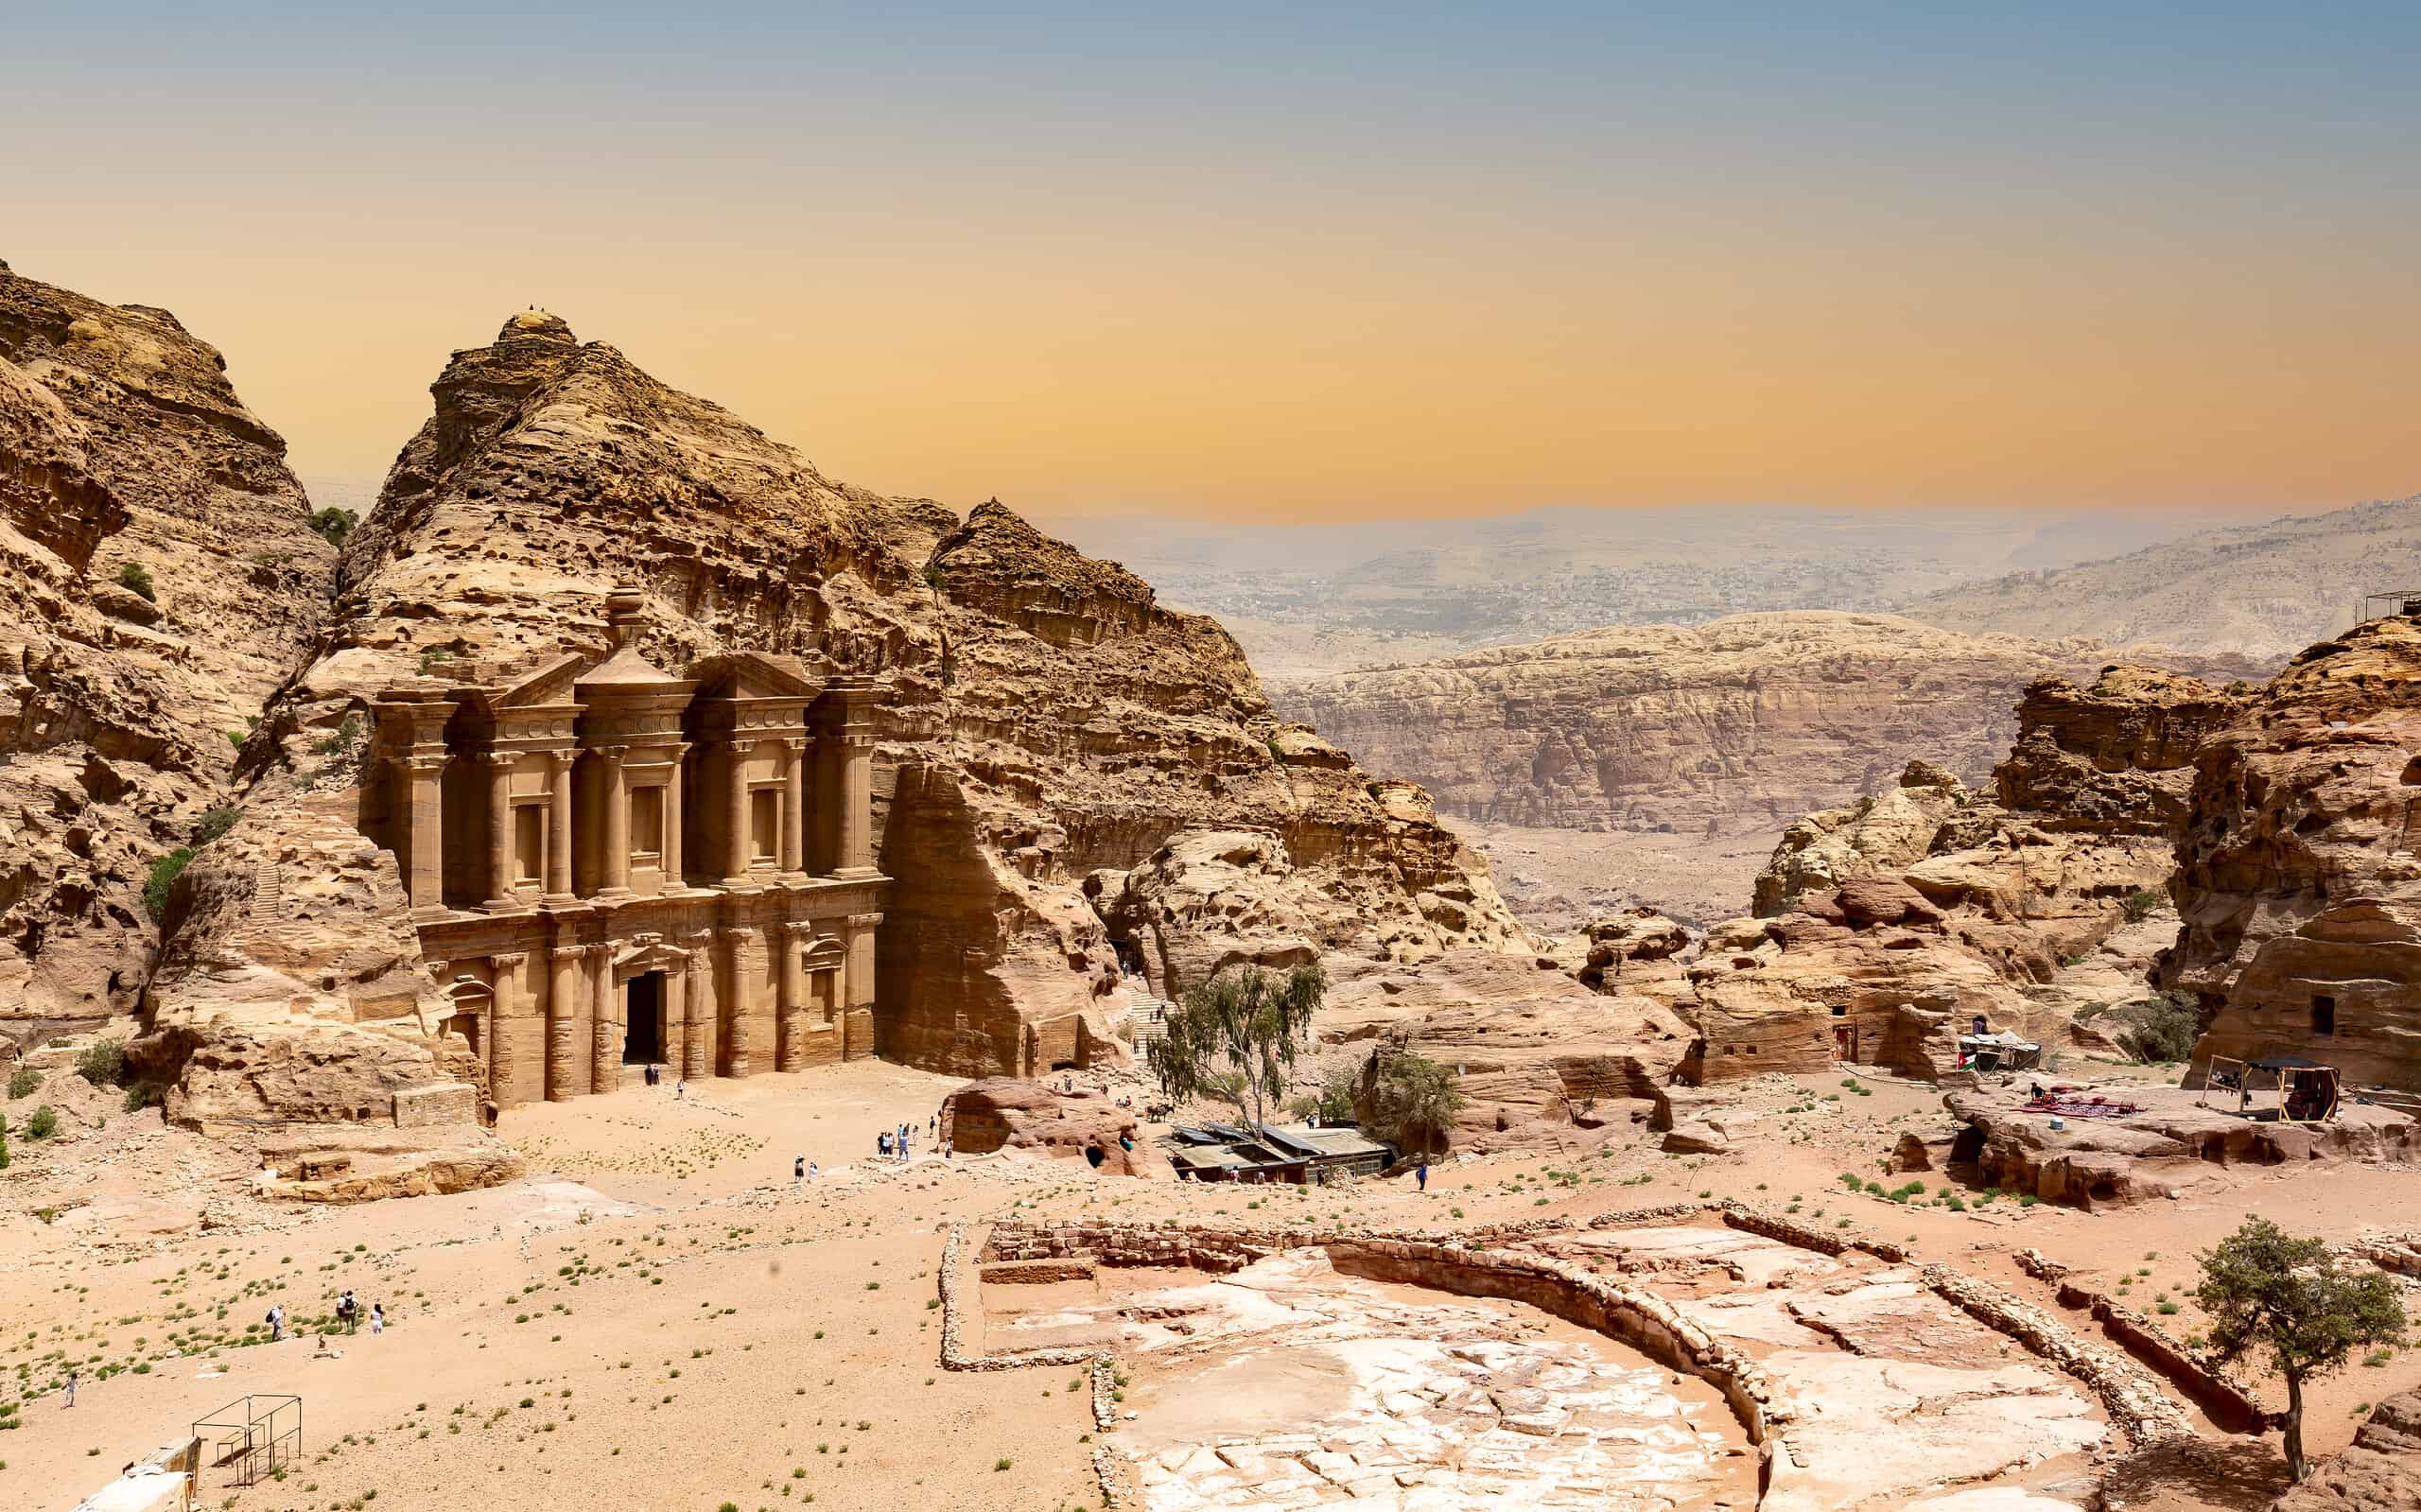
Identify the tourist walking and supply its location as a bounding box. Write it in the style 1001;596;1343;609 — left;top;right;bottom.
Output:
794;1155;806;1182
1416;1160;1428;1192
675;1078;686;1100
878;1130;892;1159
340;1290;358;1333
62;1368;76;1407
267;1303;287;1342
370;1302;384;1335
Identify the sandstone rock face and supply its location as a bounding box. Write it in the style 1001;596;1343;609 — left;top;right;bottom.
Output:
1277;612;2131;836
0;261;332;1028
1948;1086;2418;1209
1317;951;1694;1144
940;1076;1171;1177
2163;617;2421;1093
1694;667;2244;1084
2275;1391;2421;1511
149;307;1528;1119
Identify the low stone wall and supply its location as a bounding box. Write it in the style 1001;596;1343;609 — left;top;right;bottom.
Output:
981;1258;1097;1285
1321;1236;1784;1451
978;1213;1580;1271
2013;1249;2269;1434
1585;1201;1717;1229
936;1224;1102;1372
1715;1202;2189;1449
1716;1199;1909;1262
979;1211;1791;1496
1921;1262;2192;1447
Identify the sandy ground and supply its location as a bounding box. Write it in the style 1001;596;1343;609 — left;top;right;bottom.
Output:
5;1055;2417;1511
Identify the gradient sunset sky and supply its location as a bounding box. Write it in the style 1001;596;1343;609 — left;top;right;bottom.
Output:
7;2;2416;521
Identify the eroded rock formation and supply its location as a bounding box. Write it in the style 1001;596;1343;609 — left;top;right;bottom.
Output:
941;1076;1172;1177
1277;611;2129;835
1686;666;2244;1083
2163;616;2421;1093
143;306;1531;1130
0;259;332;1031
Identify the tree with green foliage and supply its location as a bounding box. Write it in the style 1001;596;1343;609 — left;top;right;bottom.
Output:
2195;1217;2407;1480
0;1110;9;1169
117;561;155;602
1362;1050;1467;1156
1145;963;1325;1126
1288;1067;1360;1124
25;1105;57;1139
306;506;358;546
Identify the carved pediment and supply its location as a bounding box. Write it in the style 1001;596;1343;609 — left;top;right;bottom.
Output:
482;652;589;710
685;652;826;703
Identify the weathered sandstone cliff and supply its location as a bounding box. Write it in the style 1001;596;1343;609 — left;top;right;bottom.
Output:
142;308;1531;1123
0;258;332;1034
1684;666;2244;1083
1276;613;2127;836
2161;616;2421;1093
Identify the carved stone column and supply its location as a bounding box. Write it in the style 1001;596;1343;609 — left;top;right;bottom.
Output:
663;743;688;887
481;753;516;910
547;945;583;1100
544;750;575;902
719;925;756;1076
779;738;807;878
488;951;526;1104
775;922;809;1071
588;942;618;1092
723;739;758;885
839;733;877;877
662;953;687;1072
680;930;714;1080
599;746;631;897
842;910;882;1060
405;753;446;915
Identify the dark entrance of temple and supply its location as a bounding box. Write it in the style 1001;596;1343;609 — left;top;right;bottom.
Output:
625;971;665;1065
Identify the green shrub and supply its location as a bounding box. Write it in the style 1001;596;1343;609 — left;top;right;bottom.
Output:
75;1039;126;1087
306;506;358;546
2110;994;2199;1064
312;713;363;756
0;1111;9;1169
26;1105;58;1140
144;848;197;922
193;806;243;845
2120;888;2168;923
117;562;155;602
122;1084;161;1113
6;1066;37;1100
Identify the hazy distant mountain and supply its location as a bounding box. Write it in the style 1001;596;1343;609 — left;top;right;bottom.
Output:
1047;503;2237;679
1907;494;2421;662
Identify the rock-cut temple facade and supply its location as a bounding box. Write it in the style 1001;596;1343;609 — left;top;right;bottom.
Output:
362;587;887;1111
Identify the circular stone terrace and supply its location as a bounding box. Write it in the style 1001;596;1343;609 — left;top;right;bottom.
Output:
953;1205;2184;1512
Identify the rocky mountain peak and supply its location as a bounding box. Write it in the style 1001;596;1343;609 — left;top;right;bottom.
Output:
496;306;575;343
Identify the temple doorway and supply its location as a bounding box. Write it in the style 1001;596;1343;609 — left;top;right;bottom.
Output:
625;971;665;1065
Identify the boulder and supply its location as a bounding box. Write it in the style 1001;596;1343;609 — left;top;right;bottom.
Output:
941;1077;1172;1178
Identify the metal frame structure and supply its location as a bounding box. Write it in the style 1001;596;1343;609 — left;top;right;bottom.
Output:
2360;591;2421;625
2199;1055;2341;1124
192;1395;301;1486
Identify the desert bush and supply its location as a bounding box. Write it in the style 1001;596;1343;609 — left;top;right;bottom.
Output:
117;562;155;602
122;1083;161;1112
193;806;244;845
2121;888;2168;923
2112;994;2199;1064
26;1105;58;1140
306;506;357;546
144;848;197;922
75;1039;126;1087
6;1066;37;1100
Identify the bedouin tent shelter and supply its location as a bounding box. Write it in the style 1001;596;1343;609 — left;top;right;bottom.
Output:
2200;1055;2340;1123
